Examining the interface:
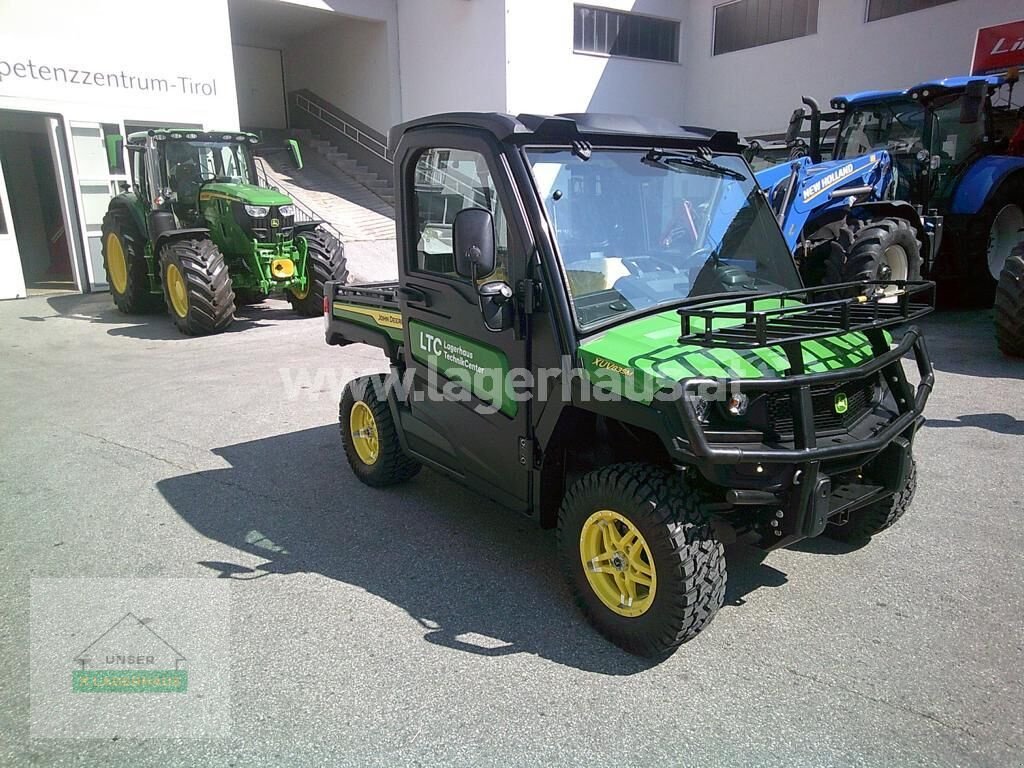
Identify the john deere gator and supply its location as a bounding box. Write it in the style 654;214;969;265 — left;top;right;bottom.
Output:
322;112;936;657
101;129;347;335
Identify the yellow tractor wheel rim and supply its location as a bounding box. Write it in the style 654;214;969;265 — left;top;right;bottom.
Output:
106;233;128;294
349;401;379;465
165;263;189;319
291;282;310;300
579;509;657;617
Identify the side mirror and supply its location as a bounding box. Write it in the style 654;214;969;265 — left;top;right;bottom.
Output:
785;108;805;145
960;80;986;124
452;207;495;279
287;139;304;170
105;134;124;171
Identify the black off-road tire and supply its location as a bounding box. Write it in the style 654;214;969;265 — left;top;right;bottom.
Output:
973;176;1024;303
234;289;268;306
557;463;726;657
100;210;159;314
340;376;420;487
828;459;917;543
995;246;1024;357
824;218;922;294
289;228;348;316
158;238;236;336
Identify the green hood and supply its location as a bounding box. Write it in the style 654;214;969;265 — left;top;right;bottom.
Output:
579;300;883;403
198;183;291;206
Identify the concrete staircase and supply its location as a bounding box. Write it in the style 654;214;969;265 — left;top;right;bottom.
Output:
255;132;398;283
294;129;395;207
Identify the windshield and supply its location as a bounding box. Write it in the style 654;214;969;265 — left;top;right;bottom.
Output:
835;99;926;158
161;140;255;206
527;148;801;328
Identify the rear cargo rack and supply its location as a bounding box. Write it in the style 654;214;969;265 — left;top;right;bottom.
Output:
677;280;934;350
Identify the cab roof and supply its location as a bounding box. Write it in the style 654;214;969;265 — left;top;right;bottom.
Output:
831;73;1012;110
126;129;260;145
389;112;743;154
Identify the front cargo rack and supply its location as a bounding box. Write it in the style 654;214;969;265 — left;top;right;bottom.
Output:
677;280;934;349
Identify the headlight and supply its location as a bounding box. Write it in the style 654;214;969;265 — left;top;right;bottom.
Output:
244;205;270;218
277;204;295;217
687;394;711;424
725;392;749;417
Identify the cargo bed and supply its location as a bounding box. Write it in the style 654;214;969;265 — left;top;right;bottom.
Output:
325;280;404;360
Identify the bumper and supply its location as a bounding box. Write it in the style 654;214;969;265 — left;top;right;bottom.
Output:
674;328;932;549
676;327;932;464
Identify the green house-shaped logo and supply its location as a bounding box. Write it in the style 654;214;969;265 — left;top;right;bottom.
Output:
834;392;849;414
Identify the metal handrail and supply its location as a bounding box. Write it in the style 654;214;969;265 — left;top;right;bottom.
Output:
293;93;390;162
253;157;344;244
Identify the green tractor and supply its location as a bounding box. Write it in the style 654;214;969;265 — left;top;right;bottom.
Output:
101;129;348;335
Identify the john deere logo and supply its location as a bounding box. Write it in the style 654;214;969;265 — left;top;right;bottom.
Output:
834;392;849;414
270;218;280;228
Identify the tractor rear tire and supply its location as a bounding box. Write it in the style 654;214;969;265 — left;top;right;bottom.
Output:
340;375;420;487
101;210;159;314
977;178;1024;302
827;458;917;543
557;463;726;657
158;238;236;336
825;218;922;296
289;228;348;317
995;246;1024;357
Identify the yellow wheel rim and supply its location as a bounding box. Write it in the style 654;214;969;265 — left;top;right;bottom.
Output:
579;510;657;617
165;263;189;319
291;282;309;301
349;401;379;465
106;233;128;294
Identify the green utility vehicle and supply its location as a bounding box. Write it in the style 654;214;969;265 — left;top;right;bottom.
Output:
101;129;347;335
325;113;935;657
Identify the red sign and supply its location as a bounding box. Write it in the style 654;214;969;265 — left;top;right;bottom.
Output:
971;18;1024;76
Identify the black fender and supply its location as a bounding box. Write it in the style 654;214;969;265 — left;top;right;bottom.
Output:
152;227;212;254
293;220;326;236
848;200;938;267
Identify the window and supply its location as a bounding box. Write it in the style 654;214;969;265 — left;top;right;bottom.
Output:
713;0;818;56
527;149;799;329
412;148;509;280
866;0;957;22
574;5;680;63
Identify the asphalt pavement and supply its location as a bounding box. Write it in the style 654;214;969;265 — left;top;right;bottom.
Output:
0;293;1021;767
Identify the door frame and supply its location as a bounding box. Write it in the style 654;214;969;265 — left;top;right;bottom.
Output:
0;147;27;299
396;128;534;509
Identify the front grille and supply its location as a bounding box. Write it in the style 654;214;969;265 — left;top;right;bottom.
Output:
234;203;294;242
249;208;294;242
765;377;878;436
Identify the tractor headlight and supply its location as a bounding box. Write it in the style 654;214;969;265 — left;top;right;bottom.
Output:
277;204;295;217
244;205;270;218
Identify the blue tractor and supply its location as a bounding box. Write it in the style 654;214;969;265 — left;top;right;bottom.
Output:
754;99;931;298
779;73;1024;320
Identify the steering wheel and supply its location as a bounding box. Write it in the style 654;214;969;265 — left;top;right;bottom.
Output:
624;255;681;275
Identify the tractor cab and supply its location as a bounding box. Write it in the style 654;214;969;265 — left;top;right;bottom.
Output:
831;74;1017;208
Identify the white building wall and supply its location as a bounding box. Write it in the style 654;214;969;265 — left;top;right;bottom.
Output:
285;16;394;133
0;0;239;129
396;0;508;122
682;0;1024;138
505;0;689;120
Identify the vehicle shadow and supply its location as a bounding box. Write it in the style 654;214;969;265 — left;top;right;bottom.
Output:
157;425;789;674
925;412;1024;436
30;294;299;341
919;310;1023;380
